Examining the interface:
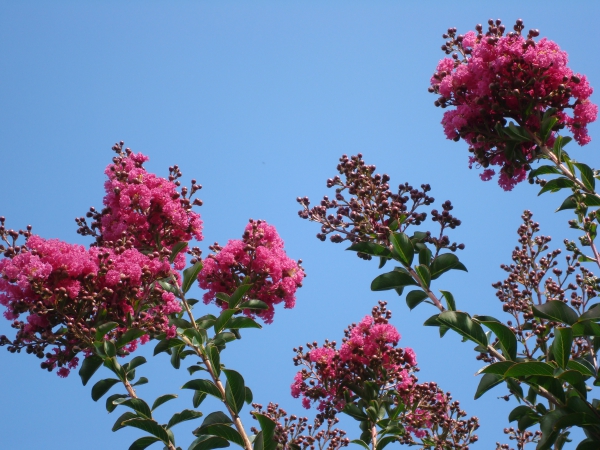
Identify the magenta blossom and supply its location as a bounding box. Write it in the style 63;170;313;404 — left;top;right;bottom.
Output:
198;220;305;324
430;19;597;190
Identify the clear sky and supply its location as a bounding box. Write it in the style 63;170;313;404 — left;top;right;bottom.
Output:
1;1;600;449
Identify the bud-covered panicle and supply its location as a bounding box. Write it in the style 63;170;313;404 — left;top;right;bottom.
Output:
430;19;598;190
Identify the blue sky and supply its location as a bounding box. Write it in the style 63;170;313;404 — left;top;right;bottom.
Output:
1;1;600;449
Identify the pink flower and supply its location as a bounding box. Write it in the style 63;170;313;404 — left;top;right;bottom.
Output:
430;20;597;190
198;220;305;324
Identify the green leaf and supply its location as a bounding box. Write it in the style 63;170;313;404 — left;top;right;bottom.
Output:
79;355;103;386
114;398;152;419
574;163;596;191
342;403;368;420
504;361;555;378
504;122;532;142
476;319;517;361
529;165;561;180
190;435;230;450
207;344;221;378
541;116;558;142
126;356;147;372
133;377;149;387
227;317;261;330
573;321;600;337
532;301;578;325
567;360;596;377
182;379;222;400
197;425;244;447
556;195;577;212
389;232;414;266
376;436;397;450
112;412;138;431
121;418;171;443
91;378;120;401
158;279;181;296
214;310;236;334
106;394;128;413
96;322;119;341
440;290;456;311
436;311;487;347
169;242;189;263
414;265;431;288
116;329;146;349
405;290;428;310
556;370;587;397
223;369;245;414
152;394;178;411
238;300;269;311
350;440;370;450
182;261;203;294
576;438;600;450
538;178;576;196
370;270;417;291
478;361;515;375
430;253;463;280
508;405;534;423
552;135;572;160
474;373;503;399
153;338;185;356
196;412;233;431
228;284;253;309
423;314;440;327
583;194;600;207
167;409;203;429
346;242;392;259
552;327;573;369
245;387;253;405
193;391;207;408
128;436;161;450
253;413;277;450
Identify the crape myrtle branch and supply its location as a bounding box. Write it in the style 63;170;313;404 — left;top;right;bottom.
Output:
297;154;465;260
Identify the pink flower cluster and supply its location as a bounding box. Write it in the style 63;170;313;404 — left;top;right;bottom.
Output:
291;303;417;413
0;234;177;376
198;220;305;324
291;303;479;446
430;20;597;190
100;146;203;269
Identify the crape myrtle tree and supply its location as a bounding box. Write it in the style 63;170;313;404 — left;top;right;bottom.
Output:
0;17;598;450
297;19;600;450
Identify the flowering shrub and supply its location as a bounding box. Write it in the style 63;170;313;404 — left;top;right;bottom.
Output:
429;19;598;190
4;16;600;450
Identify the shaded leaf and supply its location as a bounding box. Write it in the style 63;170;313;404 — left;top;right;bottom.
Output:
112;412;138;432
79;355;103;386
370;271;417;291
552;327;573;369
415;265;431;288
96;322;119;340
478;361;515;376
92;378;120;401
190;435;230;450
437;311;487;347
238;300;269;311
253;413;277;450
128;436;161;450
538;178;576;196
122;418;170;443
430;253;463;280
574;163;596;191
116;329;146;349
406;290;428;310
532;301;578;326
106;393;128;413
346;242;391;259
474;373;503;399
152;394;178;411
476;319;517;361
183;262;203;294
440;290;456;311
182;379;222;400
504;361;555;378
167;409;203;429
224;369;245;414
389;232;414;266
